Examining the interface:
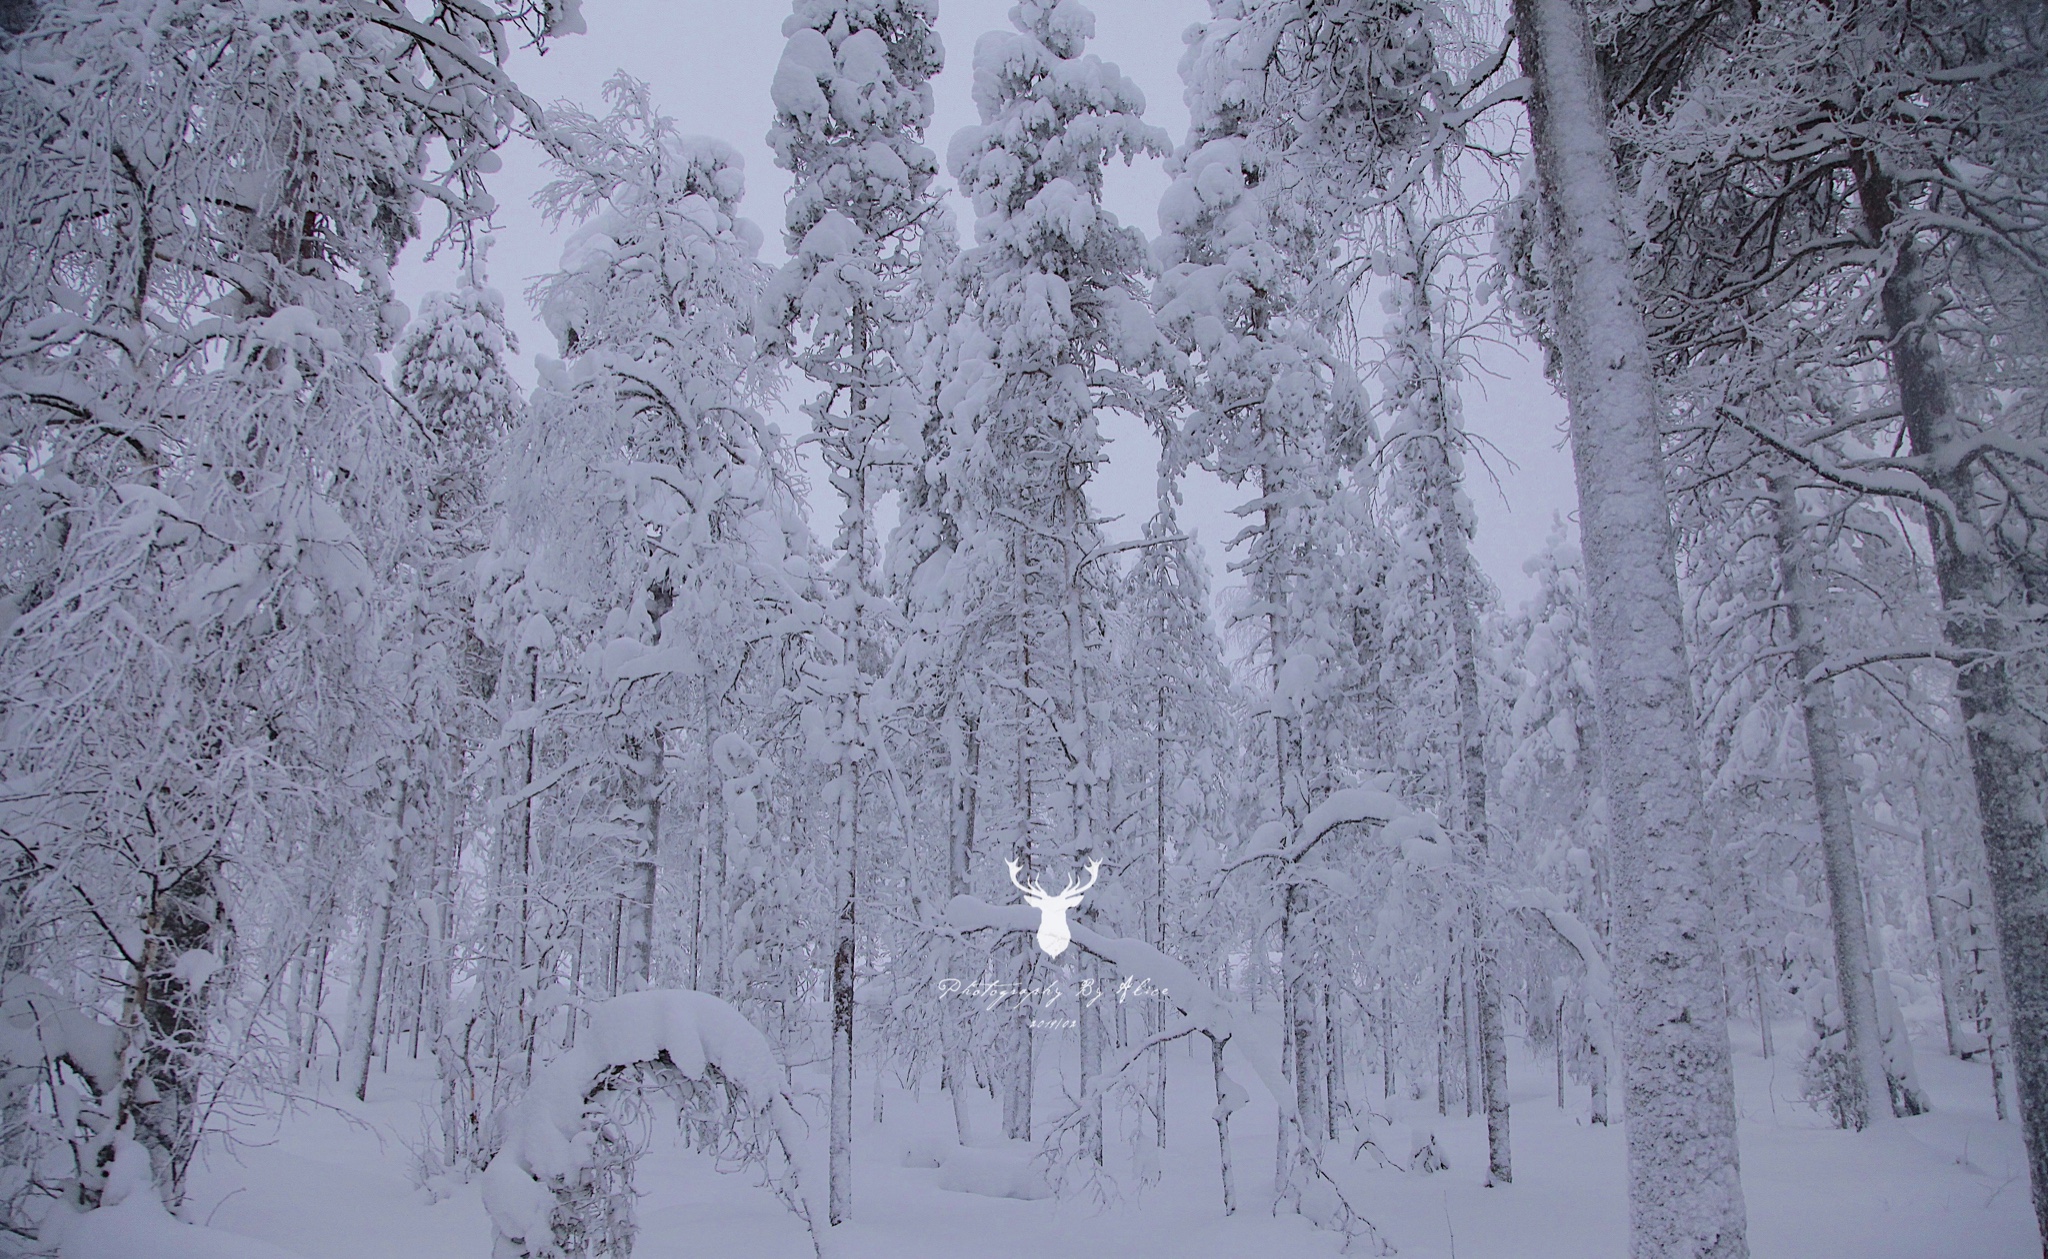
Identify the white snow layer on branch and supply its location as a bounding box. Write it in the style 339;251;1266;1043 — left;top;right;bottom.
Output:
481;989;817;1255
1;975;123;1097
1240;785;1448;867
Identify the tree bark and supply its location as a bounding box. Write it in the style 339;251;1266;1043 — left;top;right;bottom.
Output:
1211;1034;1238;1216
130;852;229;1205
945;709;980;1145
1154;683;1170;1149
1856;154;2048;1244
623;729;662;991
1515;0;1749;1251
829;761;855;1225
1283;883;1325;1159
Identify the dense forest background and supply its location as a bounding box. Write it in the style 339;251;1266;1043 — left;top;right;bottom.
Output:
0;2;2043;1257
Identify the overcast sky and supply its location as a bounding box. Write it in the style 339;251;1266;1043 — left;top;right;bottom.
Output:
396;0;1577;612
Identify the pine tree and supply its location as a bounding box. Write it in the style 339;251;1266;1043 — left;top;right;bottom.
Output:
763;0;945;1224
1374;190;1513;1181
931;0;1166;1143
392;280;525;1163
1512;0;1750;1250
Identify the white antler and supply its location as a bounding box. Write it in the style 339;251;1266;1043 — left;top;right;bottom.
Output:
1007;857;1048;900
1060;858;1101;900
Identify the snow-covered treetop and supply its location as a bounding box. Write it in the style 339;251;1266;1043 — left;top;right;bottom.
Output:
395;286;521;453
532;75;768;438
489;75;800;684
1153;4;1367;491
761;0;947;409
767;0;943;246
949;0;1168;238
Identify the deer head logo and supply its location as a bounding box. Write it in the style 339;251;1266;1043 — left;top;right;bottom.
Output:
1006;856;1100;959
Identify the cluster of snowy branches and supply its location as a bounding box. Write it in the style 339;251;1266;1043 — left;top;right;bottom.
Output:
0;1;2042;1257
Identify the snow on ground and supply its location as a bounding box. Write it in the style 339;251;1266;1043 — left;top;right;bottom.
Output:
179;1023;2036;1258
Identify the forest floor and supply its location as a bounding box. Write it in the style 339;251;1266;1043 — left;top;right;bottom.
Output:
173;1022;2034;1258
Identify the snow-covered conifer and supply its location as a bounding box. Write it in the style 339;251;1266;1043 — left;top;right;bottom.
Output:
763;0;945;1222
927;0;1166;1145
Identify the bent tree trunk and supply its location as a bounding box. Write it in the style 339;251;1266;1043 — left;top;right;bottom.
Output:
1769;472;1895;1127
1515;0;1749;1253
1856;158;2048;1247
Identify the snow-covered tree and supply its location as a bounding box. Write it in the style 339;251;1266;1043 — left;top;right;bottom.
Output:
762;0;945;1223
1107;503;1233;1149
1509;0;1751;1250
0;0;574;1219
1156;5;1367;1183
455;72;805;1184
1372;188;1515;1182
926;0;1165;1145
1614;0;2048;1232
390;279;524;1164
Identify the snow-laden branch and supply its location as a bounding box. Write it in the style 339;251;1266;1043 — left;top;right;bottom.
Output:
482;990;821;1259
1221;786;1451;877
1496;886;1614;1067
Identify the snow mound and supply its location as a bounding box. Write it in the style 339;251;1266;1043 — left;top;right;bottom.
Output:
935;1142;1051;1200
59;1135;305;1259
895;1132;956;1169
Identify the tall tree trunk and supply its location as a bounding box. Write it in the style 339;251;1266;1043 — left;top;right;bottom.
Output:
1283;885;1325;1157
1768;472;1894;1126
623;729;662;990
302;922;330;1081
1403;197;1513;1183
1855;156;2048;1244
827;856;853;1230
129;852;229;1206
1154;684;1170;1149
1006;952;1034;1142
1515;0;1749;1251
1921;826;1964;1059
945;710;980;1145
1742;882;1775;1059
1469;964;1482;1119
514;648;539;1080
1079;952;1104;1165
1589;1034;1610;1127
347;800;402;1103
1437;970;1451;1118
1211;1034;1238;1216
828;658;858;1225
1558;994;1568;1107
1381;986;1395;1101
829;816;854;1225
